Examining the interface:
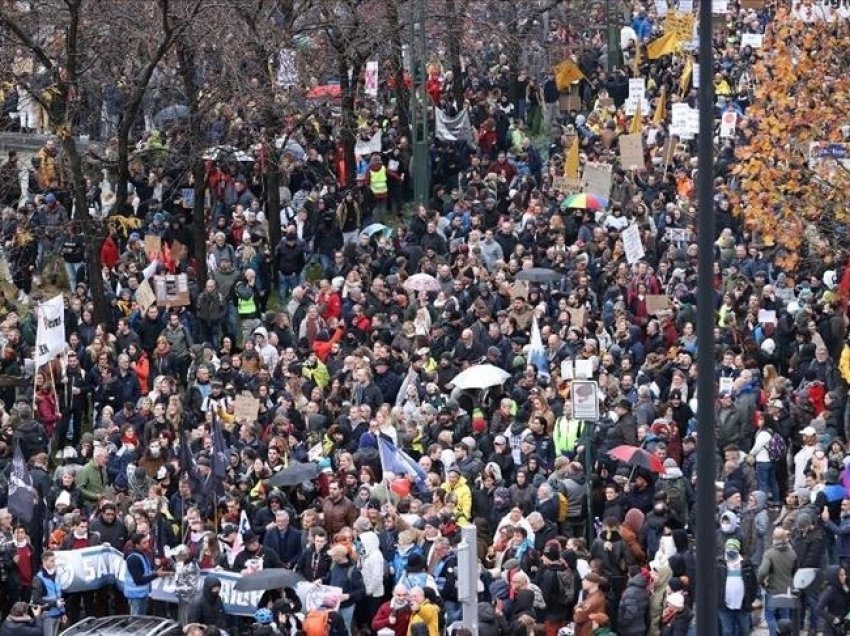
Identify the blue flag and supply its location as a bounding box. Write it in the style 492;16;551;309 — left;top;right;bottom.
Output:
378;435;427;485
8;442;36;523
529;316;550;380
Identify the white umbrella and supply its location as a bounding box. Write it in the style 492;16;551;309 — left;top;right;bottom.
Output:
450;364;511;390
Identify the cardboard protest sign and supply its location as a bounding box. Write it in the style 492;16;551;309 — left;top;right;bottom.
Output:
233;394;261;424
582;162;613;198
646;295;672;315
622;225;646;264
144;235;162;257
135;279;157;310
153;274;191;307
665;12;695;41
619;133;645;170
740;33;763;49
566;306;587;327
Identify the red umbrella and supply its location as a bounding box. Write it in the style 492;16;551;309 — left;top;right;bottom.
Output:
608;445;666;474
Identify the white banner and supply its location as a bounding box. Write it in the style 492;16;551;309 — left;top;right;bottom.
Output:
365;60;379;97
354;130;382;157
435;108;475;143
720;111;738;138
35;294;64;367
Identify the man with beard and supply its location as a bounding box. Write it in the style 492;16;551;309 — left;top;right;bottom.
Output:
372;584;413;636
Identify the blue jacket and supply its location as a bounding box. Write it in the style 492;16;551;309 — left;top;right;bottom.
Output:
124;550;156;599
263;526;302;568
33;570;64;618
823;515;850;559
325;561;365;609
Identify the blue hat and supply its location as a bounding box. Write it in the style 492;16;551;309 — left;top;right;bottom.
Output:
128;232;141;242
153;212;164;223
45;193;56;203
359;432;378;449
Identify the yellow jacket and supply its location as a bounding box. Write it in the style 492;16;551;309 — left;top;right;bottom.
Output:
839;343;850;385
407;601;440;636
441;475;472;524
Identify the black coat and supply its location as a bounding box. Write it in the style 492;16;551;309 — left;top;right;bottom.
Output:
618;572;650;636
0;617;44;636
187;576;226;628
717;557;758;611
817;565;850;636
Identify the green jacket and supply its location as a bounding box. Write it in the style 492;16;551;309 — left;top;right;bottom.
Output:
75;460;107;504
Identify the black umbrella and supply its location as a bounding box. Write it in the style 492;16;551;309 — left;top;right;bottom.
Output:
267;461;320;488
516;267;562;283
234;568;304;592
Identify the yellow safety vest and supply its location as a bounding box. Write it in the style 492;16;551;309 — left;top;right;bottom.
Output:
238;294;256;316
369;166;388;196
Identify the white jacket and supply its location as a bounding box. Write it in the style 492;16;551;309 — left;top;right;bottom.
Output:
359;531;385;598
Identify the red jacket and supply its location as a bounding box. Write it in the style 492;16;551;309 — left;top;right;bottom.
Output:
101;236;119;269
372;601;412;636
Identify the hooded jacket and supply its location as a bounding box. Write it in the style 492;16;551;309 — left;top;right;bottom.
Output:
477;601;509;636
823;507;850;560
441;475;472;524
757;538;797;595
187;576;226;628
739;491;769;565
817;565;850;636
360;531;386;598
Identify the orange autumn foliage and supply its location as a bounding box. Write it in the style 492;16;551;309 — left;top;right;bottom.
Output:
732;19;850;271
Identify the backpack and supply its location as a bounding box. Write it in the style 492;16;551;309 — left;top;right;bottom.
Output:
766;430;787;462
557;492;570;523
657;477;686;517
303;610;330;636
556;568;575;602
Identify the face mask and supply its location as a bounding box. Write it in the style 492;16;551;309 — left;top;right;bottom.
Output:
150;447;161;458
720;521;733;533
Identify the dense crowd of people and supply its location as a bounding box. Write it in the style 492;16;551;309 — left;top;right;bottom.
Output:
0;1;848;636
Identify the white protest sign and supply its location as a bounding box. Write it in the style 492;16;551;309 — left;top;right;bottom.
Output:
354;130;382;157
365;60;379;97
35;294;65;367
622;224;646;264
582;162;613;197
693;62;700;89
656;0;669;16
719;376;734;394
574;360;594;380
571;380;600;420
758;309;777;324
276;49;298;88
625;78;650;115
740;33;763;48
712;0;729;13
678;0;693;12
720;111;738;138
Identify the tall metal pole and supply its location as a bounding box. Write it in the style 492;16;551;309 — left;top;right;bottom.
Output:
606;0;621;72
457;525;479;634
694;0;717;632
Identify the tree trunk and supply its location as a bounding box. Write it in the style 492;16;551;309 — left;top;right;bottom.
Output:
338;56;365;187
386;0;411;138
265;157;282;252
62;136;108;324
445;0;465;107
175;39;208;284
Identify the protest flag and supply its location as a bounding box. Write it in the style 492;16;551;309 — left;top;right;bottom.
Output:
647;32;679;59
554;60;585;90
529;316;550;380
653;85;668;125
8;442;36;524
679;56;693;97
564;135;580;179
377;435;427;486
630;101;643;134
211;413;228;480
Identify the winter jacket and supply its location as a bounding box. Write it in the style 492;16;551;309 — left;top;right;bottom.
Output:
441;476;472;524
717;556;758;611
263;526;302;569
197;290;225;324
187;576;226;628
660;607;693;636
739;491;769;565
476;601;509;636
757;540;797;596
823;513;850;561
817;565;850;636
0;617;45;636
618;572;650;635
574;589;607;636
326;559;365;609
372;600;413;636
533;561;575;621
793;528;826;569
360;532;386;598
